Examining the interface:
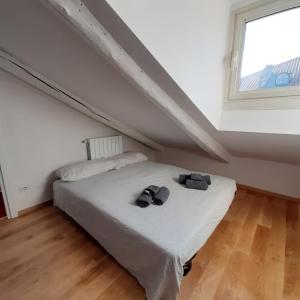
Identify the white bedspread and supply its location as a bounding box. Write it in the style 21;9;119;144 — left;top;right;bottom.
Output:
53;161;236;300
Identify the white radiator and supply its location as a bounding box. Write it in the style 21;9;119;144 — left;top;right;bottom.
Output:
86;136;123;160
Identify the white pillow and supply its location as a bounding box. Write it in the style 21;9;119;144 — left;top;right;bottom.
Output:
112;152;148;169
56;158;116;182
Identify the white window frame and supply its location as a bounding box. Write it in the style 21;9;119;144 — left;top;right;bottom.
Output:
226;0;300;109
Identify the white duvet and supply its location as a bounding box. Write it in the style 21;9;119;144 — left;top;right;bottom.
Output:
53;161;236;300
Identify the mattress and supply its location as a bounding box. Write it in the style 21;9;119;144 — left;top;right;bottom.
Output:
53;161;236;300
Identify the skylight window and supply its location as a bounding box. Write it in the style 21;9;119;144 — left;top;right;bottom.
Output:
227;0;300;108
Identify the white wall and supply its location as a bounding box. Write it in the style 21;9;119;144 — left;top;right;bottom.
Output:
221;109;300;135
0;70;155;215
106;0;231;128
157;147;300;199
229;0;260;10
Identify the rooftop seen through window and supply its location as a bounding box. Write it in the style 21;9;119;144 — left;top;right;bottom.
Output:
240;7;300;92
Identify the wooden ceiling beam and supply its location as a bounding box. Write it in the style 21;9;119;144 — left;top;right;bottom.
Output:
44;0;230;162
0;49;164;152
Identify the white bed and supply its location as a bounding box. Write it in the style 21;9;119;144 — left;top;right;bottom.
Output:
53;161;236;300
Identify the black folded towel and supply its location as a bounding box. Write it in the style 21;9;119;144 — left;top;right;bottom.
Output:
190;173;211;185
144;185;160;197
190;173;203;181
153;186;170;205
179;174;190;184
202;175;211;185
186;179;208;190
136;190;152;208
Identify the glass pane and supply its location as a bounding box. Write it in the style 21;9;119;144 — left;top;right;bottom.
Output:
240;7;300;92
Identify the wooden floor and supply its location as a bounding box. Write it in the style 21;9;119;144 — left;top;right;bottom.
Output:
0;189;299;300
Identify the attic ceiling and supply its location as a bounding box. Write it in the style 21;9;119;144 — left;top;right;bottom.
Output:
217;132;300;165
0;0;197;149
0;0;299;165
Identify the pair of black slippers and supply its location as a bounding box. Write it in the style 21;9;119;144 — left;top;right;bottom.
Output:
136;185;170;208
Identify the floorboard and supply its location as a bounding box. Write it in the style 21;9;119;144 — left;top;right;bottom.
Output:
0;189;298;300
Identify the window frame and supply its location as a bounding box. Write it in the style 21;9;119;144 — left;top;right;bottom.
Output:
227;0;300;108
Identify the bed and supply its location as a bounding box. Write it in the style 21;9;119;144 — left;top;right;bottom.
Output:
53;159;236;300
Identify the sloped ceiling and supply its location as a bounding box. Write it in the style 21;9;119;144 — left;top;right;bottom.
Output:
85;0;300;166
217;132;300;165
0;0;198;150
0;0;299;165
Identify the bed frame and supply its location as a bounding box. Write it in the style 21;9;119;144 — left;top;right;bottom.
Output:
84;135;196;277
